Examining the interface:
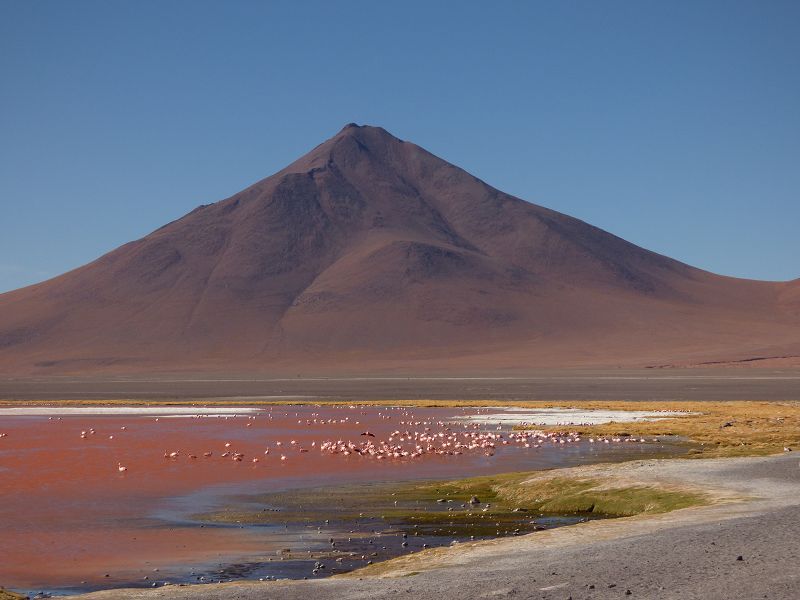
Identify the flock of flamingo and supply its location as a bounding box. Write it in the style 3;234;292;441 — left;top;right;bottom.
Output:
27;406;659;474
317;424;650;460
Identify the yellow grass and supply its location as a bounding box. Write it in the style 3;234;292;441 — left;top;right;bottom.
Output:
516;400;800;457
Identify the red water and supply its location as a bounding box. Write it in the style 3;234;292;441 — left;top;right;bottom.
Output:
0;406;675;592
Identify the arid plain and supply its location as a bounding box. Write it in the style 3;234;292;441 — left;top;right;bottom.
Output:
2;369;800;403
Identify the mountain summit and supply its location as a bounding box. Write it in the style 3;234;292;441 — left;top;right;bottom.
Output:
1;124;798;374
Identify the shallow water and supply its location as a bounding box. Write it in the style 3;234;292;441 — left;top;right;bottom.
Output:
0;405;686;595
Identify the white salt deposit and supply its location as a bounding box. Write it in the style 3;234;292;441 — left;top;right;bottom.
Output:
456;407;690;426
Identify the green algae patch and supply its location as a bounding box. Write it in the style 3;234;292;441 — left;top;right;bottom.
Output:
197;469;707;534
519;477;704;516
406;472;706;518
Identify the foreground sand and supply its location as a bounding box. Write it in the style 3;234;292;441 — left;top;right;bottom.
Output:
71;453;800;600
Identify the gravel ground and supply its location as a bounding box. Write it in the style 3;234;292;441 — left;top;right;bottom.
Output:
70;453;800;600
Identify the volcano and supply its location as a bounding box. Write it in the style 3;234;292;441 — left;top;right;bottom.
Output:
1;124;798;374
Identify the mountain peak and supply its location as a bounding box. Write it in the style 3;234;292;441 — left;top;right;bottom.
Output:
333;122;400;143
0;126;797;375
279;123;405;176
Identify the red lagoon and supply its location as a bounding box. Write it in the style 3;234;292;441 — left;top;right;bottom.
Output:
0;405;681;594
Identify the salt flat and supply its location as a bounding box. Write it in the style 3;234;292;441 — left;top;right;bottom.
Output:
455;407;689;426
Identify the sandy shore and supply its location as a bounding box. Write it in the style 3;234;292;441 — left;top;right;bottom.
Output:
69;452;800;600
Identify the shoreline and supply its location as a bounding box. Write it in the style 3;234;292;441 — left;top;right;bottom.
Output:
3;398;797;457
64;451;800;599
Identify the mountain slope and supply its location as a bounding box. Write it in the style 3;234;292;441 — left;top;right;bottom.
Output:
0;124;797;374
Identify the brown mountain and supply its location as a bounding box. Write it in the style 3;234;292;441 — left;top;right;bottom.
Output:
1;124;798;374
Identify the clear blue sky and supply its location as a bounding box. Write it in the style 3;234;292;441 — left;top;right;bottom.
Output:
1;1;798;293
